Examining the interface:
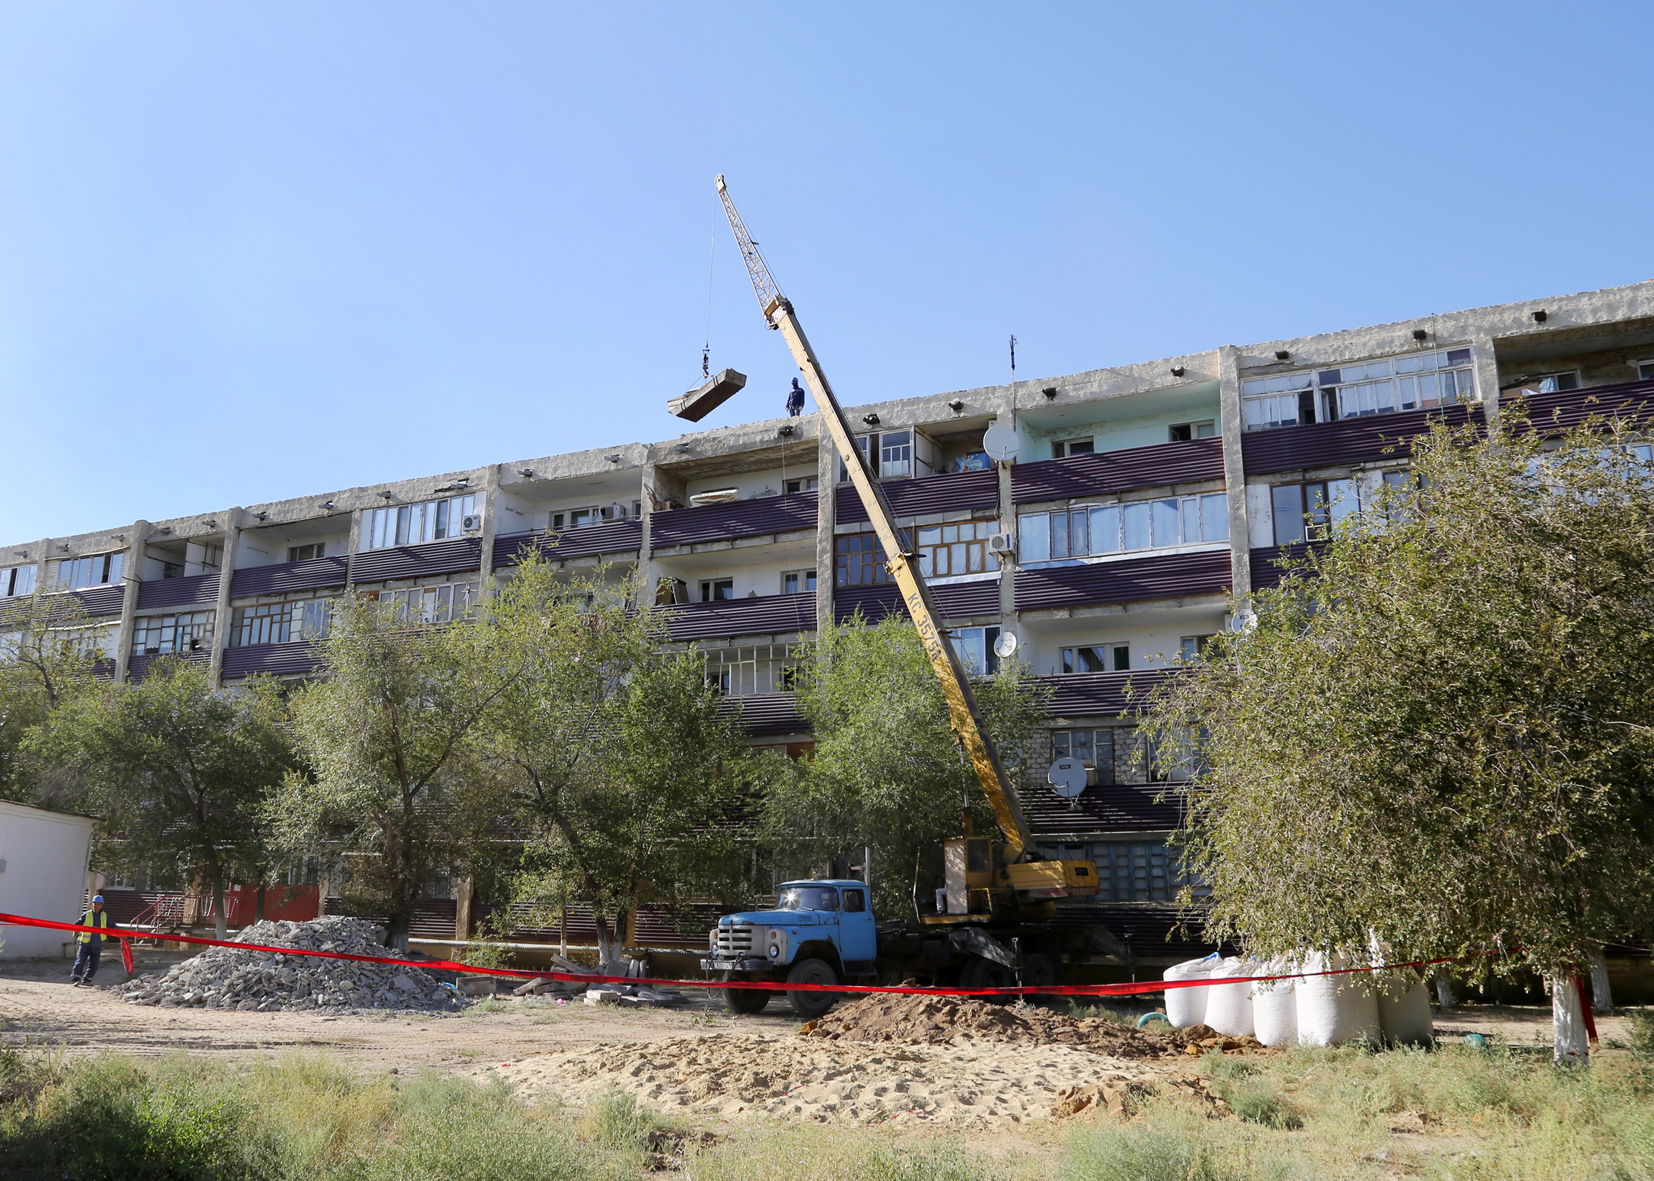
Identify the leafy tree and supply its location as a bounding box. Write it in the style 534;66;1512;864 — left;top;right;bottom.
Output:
760;613;1052;917
1147;414;1654;1054
0;589;102;805
273;593;516;950
37;658;295;938
471;553;749;966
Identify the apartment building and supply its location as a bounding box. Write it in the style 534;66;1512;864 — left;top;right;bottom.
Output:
7;279;1654;956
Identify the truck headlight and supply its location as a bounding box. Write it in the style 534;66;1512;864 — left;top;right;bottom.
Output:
709;930;718;952
768;944;780;958
767;929;785;959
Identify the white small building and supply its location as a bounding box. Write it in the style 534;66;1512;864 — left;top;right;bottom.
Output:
0;800;97;958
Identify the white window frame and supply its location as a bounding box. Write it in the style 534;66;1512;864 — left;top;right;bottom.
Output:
1018;492;1228;563
132;611;214;656
1242;348;1475;431
1;564;37;598
363;494;478;551
364;579;479;625
781;569;817;595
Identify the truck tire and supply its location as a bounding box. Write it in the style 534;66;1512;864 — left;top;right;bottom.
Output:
959;954;1016;1000
786;958;839;1018
1021;953;1058;990
725;986;772;1014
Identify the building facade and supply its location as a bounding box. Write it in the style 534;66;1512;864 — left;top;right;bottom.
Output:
8;280;1654;958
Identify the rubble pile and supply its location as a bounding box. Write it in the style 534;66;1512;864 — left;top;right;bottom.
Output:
119;917;464;1013
798;992;1186;1059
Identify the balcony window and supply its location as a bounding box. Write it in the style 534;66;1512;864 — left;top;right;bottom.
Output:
1180;634;1214;660
1050;727;1116;786
363;494;478;551
1271;479;1358;544
56;624;119;660
699;579;734;602
287;543;326;562
836;533;889;586
366;580;478;625
705;644;801;696
782;569;817;595
1639;361;1654;381
52;552;123;590
783;476;818;494
838;431;938;481
950;625;1001;676
230;600;332;647
1061;644;1128;674
1169;421;1216;441
916;520;995;578
1035;838;1203;901
1018;492;1227;563
1;565;36;598
1053;437;1095;459
1242;348;1474;431
133;611;213;656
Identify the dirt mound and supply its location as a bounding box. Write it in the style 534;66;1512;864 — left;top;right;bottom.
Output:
797;992;1184;1059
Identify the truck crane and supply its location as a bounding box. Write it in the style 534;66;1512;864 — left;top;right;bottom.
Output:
678;177;1119;1016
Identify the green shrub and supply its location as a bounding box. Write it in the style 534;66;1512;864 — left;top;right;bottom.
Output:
1063;1122;1293;1181
1628;1008;1654;1062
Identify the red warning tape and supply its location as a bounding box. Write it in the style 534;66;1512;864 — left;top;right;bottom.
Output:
1;912;1489;998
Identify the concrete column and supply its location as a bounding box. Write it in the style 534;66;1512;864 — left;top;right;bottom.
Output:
207;508;243;686
476;466;500;590
28;538;50;598
815;428;837;637
1217;346;1253;601
113;520;149;684
995;393;1018;637
639;462;658;602
1471;333;1501;429
344;508;363;589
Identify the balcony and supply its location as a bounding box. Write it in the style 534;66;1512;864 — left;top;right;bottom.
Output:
67;584;125;617
836;467;998;525
221;640;326;679
126;651;208;683
1015;550;1231;613
719;691;808;737
834;578;1001;625
1021;780;1184;837
137;572;219;611
353;536;483;584
492;521;642;568
1241;402;1480;478
1013;436;1225;505
1034;667;1172;718
650;491;816;549
1249;542;1320;592
1502;375;1654;432
230;555;349;598
662;591;817;642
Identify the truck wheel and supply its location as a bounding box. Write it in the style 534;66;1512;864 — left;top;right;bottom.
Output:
959;954;1016;1000
786;958;839;1018
1021;953;1058;990
725;986;772;1014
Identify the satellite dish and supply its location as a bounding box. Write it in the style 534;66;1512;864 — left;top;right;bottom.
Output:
982;423;1020;463
993;631;1018;659
1047;756;1088;799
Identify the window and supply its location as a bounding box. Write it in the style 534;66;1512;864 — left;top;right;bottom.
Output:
287;543;326;562
1180;634;1214;660
52;552;123;590
878;430;913;478
1018;492;1228;563
1061;644;1129;673
705;644;800;696
1639;361;1654;381
550;502;636;529
915;520;996;578
1;565;36;598
57;624;119;660
1035;839;1204;902
229;600;332;647
782;570;817;595
1050;728;1116;787
783;476;818;494
1169;421;1217;442
951;625;1001;676
362;494;478;550
1535;372;1580;392
1271;479;1358;543
1053;437;1095;458
132;611;214;656
842;888;866;913
838;431;936;481
366;580;478;624
699;579;734;602
836;533;892;586
1243;348;1474;431
778;886;839;911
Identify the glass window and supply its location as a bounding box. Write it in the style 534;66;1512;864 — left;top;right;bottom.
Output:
363;494;477;551
1122;502;1151;550
1017;513;1050;563
366;580;478;625
1054;437;1095;458
1;565;37;598
842;888;866;913
782;570;817;595
287;543;326;562
879;431;913;479
229;600;332;647
1198;493;1229;542
1051;728;1116;786
1180;634;1213;660
835;533;889;586
132;611;214;656
1061;645;1109;673
53;552;123;590
916;520;994;577
700;579;734;602
1088;505;1121;553
705;644;802;696
952;625;1001;676
1638;361;1654;381
778;886;839;911
1245;349;1475;431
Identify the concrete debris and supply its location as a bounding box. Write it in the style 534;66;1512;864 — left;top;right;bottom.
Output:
118;917;464;1013
583;981;683;1008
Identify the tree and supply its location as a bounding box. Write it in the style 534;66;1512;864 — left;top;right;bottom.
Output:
0;589;102;805
273;593;516;950
471;553;749;966
39;658;295;938
760;613;1052;917
1146;414;1654;1058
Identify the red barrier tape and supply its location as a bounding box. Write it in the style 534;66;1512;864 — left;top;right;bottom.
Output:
1;912;1489;999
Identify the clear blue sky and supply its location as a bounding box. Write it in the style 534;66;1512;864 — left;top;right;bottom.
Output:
2;2;1650;541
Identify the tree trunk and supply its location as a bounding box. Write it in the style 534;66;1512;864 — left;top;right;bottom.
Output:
1587;951;1613;1015
593;911;614;971
1431;972;1454;1010
1550;973;1590;1065
209;867;228;941
255;879;267;923
386;908;412;953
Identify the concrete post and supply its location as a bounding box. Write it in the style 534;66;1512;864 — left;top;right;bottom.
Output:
344;508;362;589
207;508;243;686
995;392;1018;636
113;520;149;684
1471;333;1501;429
639;462;658;602
476;466;500;590
815;427;837;637
1217;346;1253;602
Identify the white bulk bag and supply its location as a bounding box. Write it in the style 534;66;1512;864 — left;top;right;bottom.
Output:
1376;975;1434;1046
1202;957;1257;1038
1250;957;1298;1048
1294;951;1380;1046
1164;954;1219;1028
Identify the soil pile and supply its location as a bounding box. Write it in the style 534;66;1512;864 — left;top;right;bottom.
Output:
119;917;463;1013
798;993;1185;1059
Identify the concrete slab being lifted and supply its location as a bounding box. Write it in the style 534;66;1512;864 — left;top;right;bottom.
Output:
668;369;747;422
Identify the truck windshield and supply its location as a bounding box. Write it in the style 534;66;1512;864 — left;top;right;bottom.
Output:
777;886;839;912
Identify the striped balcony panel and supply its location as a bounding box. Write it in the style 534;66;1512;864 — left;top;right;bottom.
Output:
1013;437;1225;505
720;691;808;737
1503;376;1654;432
835;578;1001;625
70;584;126;617
1044;905;1229;962
651;492;816;549
352;537;483;584
1036;668;1172;719
664;592;817;642
1241;402;1480;478
1015;550;1231;612
136;572;220;611
221;640;325;679
230;555;349;598
92;658;116;681
1022;781;1184;834
836;468;999;525
1249;542;1322;591
492;520;642;568
126;651;208;683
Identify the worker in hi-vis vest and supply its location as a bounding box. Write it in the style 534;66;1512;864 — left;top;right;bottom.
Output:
70;894;118;986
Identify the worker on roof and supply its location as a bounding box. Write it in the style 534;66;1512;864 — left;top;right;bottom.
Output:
786;378;805;417
70;895;119;987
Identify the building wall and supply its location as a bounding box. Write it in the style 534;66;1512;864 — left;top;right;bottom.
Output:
0;801;97;958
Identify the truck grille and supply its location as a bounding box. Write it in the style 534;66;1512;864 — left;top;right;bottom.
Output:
715;926;754;956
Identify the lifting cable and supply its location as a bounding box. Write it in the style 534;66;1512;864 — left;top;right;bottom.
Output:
702;204;716;380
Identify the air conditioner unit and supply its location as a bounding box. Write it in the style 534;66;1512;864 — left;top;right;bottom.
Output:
461;514;483;532
987;532;1016;557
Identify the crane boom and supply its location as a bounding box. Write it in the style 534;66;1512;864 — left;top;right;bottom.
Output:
712;175;1037;863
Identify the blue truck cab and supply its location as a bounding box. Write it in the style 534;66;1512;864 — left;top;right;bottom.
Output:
701;879;877;1017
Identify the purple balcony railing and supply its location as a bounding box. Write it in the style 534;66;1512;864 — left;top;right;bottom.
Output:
1249;542;1322;591
221;640;326;679
126;651;208;683
136;573;219;611
1034;668;1172;719
1503;376;1654;432
663;592;817;642
492;521;642;568
719;691;808;737
1015;550;1231;612
68;584;126;617
230;556;349;598
1044;905;1225;962
836;467;999;525
1241;402;1481;478
1021;780;1184;836
651;492;816;549
834;578;1001;625
352;537;482;584
1013;437;1225;505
